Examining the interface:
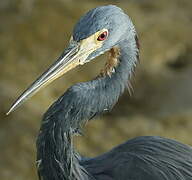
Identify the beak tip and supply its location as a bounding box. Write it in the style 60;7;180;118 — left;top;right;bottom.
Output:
6;110;11;116
6;104;17;115
6;108;13;115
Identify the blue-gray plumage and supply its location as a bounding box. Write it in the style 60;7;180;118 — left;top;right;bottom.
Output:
7;5;192;180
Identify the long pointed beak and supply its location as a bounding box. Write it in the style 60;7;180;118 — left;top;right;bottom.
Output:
7;41;92;115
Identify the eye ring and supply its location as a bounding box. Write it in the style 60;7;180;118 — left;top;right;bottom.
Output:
97;31;108;41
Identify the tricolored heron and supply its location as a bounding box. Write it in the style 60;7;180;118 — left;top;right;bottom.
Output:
7;5;192;180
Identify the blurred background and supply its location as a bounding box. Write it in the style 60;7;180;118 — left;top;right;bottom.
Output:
0;0;192;179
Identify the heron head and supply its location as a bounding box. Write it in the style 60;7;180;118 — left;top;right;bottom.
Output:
72;5;134;62
7;5;135;114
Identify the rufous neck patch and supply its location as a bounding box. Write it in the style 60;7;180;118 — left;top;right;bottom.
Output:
99;47;120;77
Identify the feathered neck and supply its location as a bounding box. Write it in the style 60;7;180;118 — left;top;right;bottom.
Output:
36;34;139;180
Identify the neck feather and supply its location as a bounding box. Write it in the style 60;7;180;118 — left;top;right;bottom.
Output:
89;34;139;113
36;33;139;180
36;124;89;180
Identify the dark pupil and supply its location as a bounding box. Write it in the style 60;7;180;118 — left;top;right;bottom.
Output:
97;31;107;41
100;33;105;39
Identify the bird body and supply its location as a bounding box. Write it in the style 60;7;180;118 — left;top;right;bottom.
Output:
8;5;192;180
82;136;192;180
